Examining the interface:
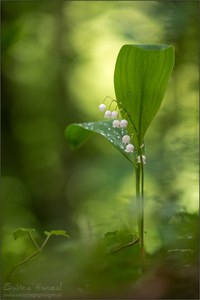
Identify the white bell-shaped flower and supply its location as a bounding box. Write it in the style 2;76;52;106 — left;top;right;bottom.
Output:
104;110;112;118
125;143;134;153
112;120;120;128
99;103;106;112
120;119;128;128
111;111;118;119
122;135;131;144
137;155;146;164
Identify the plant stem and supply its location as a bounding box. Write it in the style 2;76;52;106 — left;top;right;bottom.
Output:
135;166;141;239
28;231;40;250
40;234;51;251
135;152;145;272
140;154;145;271
110;238;139;254
7;250;40;279
7;234;52;279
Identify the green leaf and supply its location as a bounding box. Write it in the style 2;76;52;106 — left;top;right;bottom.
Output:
65;123;94;150
104;229;138;253
114;44;175;148
65;120;136;165
44;230;70;238
13;228;35;240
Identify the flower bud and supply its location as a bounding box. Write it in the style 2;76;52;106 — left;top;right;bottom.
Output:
122;135;131;144
104;110;112;118
120;119;128;128
111;111;118;119
99;103;106;112
137;155;146;164
125;143;134;153
112;120;120;128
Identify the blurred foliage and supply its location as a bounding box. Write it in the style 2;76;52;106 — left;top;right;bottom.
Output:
1;1;199;299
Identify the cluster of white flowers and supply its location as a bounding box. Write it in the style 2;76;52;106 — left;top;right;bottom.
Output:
121;134;134;153
99;103;146;161
104;110;119;119
99;104;115;118
99;103;128;129
112;119;128;128
99;103;133;153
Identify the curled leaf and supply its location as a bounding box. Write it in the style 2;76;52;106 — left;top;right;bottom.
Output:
13;228;35;240
65;120;136;165
44;230;69;238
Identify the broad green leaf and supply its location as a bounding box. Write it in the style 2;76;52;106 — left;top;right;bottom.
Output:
44;230;69;237
13;228;35;240
65;120;136;165
114;44;175;148
65;123;93;150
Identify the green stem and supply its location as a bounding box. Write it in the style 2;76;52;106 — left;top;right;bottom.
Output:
7;250;40;280
110;238;139;254
40;234;51;251
135;166;141;239
7;234;52;279
140;153;145;271
135;152;145;272
28;231;40;250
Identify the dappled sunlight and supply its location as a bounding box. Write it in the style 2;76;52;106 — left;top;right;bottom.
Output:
67;1;165;118
176;171;199;213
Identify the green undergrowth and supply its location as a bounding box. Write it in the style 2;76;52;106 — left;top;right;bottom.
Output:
2;211;198;299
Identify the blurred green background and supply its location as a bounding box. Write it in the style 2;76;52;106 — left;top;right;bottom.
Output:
2;1;199;298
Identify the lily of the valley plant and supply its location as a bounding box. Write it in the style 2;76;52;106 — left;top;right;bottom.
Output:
65;44;175;270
